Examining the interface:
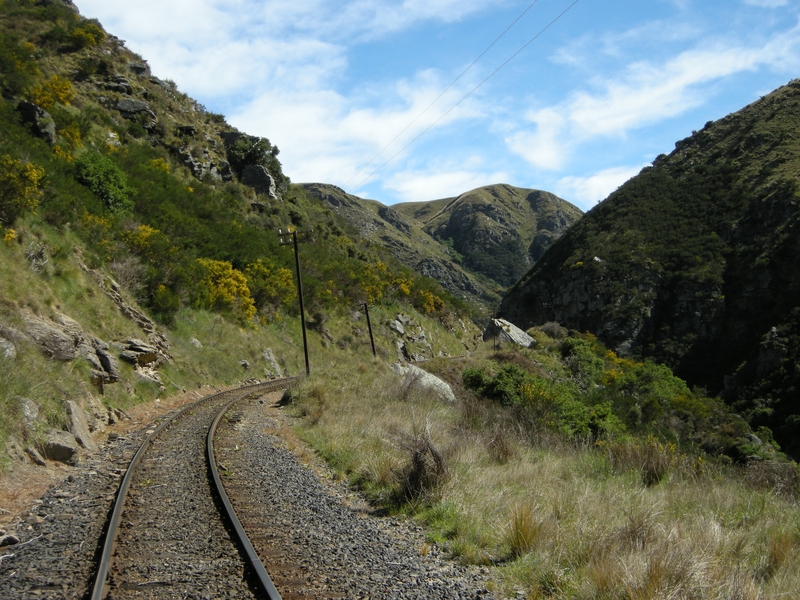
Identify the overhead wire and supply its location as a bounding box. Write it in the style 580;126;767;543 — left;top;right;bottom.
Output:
349;0;582;195
342;0;542;189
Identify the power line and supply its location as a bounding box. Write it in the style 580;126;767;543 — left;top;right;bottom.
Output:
342;0;542;189
349;0;582;195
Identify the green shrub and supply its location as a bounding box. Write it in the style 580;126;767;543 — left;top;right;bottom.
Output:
0;154;45;224
74;151;132;215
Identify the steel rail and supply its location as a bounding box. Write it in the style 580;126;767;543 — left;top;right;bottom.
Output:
207;379;296;600
90;379;295;600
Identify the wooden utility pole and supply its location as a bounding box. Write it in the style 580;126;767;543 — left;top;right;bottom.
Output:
362;303;376;358
279;228;311;376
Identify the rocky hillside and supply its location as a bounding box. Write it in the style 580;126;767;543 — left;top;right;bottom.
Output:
499;79;800;457
394;184;582;288
0;0;481;468
299;183;582;312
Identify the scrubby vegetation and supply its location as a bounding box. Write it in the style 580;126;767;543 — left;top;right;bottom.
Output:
2;4;798;597
0;0;474;467
289;331;800;599
501;80;800;458
0;0;468;327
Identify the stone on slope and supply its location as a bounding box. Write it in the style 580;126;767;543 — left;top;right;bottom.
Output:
390;363;456;403
483;318;536;349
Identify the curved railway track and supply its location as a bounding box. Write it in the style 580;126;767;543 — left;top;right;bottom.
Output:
91;379;295;600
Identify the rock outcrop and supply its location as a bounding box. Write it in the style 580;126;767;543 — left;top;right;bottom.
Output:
20;310;120;383
16;101;56;145
241;164;277;198
388;314;435;362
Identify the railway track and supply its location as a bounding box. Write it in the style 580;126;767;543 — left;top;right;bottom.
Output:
0;376;492;598
91;379;295;600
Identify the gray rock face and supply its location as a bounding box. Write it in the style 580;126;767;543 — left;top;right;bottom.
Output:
18;397;39;432
23;315;78;360
378;206;412;234
262;348;284;378
416;258;481;296
16;101;57;144
66;401;98;453
241;164;277;198
21;311;120;382
390;363;456;403
25;446;46;466
0;338;16;360
104;75;133;95
390;320;406;336
129;62;149;75
483;318;536;348
116;98;149;114
41;429;81;463
119;338;159;366
116;98;157;128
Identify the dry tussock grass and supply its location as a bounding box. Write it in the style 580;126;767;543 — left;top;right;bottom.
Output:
291;360;800;599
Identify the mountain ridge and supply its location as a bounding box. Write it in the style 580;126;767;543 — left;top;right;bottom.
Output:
300;182;583;312
498;78;800;457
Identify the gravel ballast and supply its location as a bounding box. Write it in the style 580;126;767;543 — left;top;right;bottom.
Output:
216;395;495;599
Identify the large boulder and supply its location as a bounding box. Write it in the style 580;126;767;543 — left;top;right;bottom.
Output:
41;429;81;463
483;318;536;349
22;314;79;360
18;397;39;434
0;338;15;360
66;401;98;452
390;363;456;403
116;98;156;128
119;338;158;366
21;311;120;382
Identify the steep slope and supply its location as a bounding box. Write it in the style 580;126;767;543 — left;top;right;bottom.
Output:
0;1;481;466
299;183;501;310
499;79;800;456
300;183;583;313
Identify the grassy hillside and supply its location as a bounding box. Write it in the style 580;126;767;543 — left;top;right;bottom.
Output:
500;79;800;458
1;7;798;599
300;183;583;316
0;0;479;465
288;332;799;599
298;182;499;313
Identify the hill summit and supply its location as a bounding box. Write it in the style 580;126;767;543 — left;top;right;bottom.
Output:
300;183;582;311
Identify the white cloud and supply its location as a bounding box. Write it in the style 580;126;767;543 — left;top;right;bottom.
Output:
504;108;568;171
742;0;789;7
230;67;483;189
381;166;510;203
78;0;505;46
508;23;800;171
556;165;646;209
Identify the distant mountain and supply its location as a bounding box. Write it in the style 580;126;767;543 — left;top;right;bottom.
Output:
498;79;800;457
394;184;582;288
300;183;583;312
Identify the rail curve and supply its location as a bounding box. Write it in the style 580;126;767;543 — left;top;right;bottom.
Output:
90;379;296;599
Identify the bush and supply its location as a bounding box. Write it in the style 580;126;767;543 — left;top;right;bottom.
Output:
0;154;45;224
395;421;449;504
74;151;132;215
193;258;256;322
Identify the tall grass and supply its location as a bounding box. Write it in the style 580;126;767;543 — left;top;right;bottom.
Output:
290;356;800;599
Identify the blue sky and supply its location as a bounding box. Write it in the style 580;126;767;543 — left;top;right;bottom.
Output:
76;0;800;210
